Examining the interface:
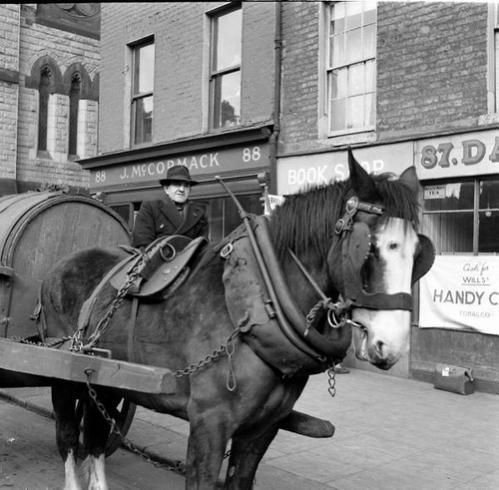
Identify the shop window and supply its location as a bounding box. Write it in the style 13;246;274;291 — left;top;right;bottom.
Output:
326;1;376;135
68;73;81;156
38;67;52;152
209;5;242;129
207;194;262;243
422;179;499;254
131;39;154;145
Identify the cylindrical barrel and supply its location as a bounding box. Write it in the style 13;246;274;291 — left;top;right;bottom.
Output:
0;192;130;338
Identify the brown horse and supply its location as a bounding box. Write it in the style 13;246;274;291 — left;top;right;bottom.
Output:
40;150;433;489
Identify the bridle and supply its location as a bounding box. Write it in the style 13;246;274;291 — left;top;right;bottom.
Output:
334;195;414;312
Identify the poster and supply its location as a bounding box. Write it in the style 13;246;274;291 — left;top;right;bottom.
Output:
419;255;499;335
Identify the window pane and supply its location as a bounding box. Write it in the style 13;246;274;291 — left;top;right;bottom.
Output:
423;182;474;211
364;1;377;25
213;71;241;128
331;33;345;67
215;9;241;70
479;211;499;252
365;92;375;126
363;23;376;58
134;43;154;94
422;212;473;254
330;98;346;131
365;59;375;90
479;180;499;209
348;63;364;95
347;95;364;129
345;28;362;64
330;68;347;99
134;95;153;144
345;1;362;30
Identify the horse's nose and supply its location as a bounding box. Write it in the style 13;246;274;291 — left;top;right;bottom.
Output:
370;340;396;370
374;339;385;358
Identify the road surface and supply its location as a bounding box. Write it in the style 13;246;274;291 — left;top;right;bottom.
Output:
0;399;185;489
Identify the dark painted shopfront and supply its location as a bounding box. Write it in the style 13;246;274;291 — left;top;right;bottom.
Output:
79;126;272;244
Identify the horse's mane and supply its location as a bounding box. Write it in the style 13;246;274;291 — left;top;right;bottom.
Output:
270;172;420;259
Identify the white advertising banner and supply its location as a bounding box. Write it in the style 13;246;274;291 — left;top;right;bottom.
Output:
419;255;499;335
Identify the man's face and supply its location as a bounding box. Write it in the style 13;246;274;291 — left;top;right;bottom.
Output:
164;180;191;204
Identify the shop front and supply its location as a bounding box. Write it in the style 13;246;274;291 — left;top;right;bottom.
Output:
79;126;273;244
413;128;499;393
277;131;499;390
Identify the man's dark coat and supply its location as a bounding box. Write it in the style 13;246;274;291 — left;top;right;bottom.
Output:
131;197;208;248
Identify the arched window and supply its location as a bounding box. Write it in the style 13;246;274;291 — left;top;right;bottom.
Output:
38;67;51;152
68;73;81;156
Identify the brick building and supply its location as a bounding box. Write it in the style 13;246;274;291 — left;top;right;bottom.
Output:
79;1;498;391
0;3;100;195
81;1;277;243
277;1;499;391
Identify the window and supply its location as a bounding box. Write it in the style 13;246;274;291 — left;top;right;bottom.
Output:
210;6;242;129
422;179;499;254
326;1;376;134
38;67;51;152
207;194;261;243
68;73;81;156
131;40;154;145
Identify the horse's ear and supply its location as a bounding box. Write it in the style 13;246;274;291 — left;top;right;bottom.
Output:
399;166;421;196
348;147;376;197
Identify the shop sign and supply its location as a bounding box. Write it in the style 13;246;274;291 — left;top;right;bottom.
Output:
90;143;269;190
420;255;499;336
277;142;413;195
415;130;499;179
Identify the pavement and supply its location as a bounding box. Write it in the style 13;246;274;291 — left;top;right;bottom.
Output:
1;368;498;490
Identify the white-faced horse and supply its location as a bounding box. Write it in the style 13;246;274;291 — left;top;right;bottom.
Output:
39;150;433;489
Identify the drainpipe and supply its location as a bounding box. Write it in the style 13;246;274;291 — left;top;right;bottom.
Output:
268;0;282;196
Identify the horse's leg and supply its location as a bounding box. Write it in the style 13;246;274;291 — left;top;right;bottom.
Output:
51;384;82;490
82;389;118;490
223;426;279;490
185;408;232;489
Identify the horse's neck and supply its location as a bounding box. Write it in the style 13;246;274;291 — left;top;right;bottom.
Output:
282;252;333;313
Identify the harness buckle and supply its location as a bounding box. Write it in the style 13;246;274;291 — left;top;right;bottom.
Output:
220;242;234;259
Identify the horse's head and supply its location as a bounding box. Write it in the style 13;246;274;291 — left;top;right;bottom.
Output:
328;150;435;370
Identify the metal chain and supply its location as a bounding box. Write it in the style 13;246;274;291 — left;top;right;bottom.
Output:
80;257;147;351
84;373;186;475
326;364;337;398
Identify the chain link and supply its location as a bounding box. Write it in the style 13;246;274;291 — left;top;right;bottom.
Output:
84;371;187;475
327;365;336;398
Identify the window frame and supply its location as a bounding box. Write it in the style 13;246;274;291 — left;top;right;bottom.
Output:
325;0;377;137
209;4;242;130
422;177;499;255
130;37;155;146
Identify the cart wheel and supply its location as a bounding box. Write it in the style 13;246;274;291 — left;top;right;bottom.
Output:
76;397;137;457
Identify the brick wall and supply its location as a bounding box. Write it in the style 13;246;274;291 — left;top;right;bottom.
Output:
279;1;321;154
99;1;276;155
0;5;20;182
279;1;490;154
15;4;100;190
377;2;488;139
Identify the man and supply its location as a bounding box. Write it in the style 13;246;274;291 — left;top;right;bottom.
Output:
132;165;208;248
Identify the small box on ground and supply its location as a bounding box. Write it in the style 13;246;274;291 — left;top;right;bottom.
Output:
433;363;474;395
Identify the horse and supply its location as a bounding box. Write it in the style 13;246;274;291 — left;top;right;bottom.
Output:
39;149;434;489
